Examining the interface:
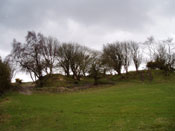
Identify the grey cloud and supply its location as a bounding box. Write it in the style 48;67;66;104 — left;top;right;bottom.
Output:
0;0;169;31
0;0;175;52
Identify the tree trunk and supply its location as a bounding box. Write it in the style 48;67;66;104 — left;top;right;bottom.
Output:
49;66;53;74
38;76;43;87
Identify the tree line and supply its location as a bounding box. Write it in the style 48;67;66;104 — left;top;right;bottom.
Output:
1;31;175;89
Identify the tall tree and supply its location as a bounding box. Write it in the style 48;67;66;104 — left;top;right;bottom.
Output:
40;35;59;75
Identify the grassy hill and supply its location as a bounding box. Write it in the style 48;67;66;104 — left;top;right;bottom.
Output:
0;70;175;130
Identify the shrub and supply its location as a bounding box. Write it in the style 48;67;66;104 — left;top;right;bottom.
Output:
15;78;22;84
147;60;174;76
0;58;11;95
146;61;157;70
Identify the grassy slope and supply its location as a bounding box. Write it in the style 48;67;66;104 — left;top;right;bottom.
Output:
0;71;175;131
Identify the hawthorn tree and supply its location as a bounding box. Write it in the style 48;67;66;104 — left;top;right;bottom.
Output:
147;40;175;74
69;44;91;80
40;35;59;75
122;42;131;73
130;41;142;72
102;42;124;75
10;31;46;87
89;51;103;85
57;43;92;80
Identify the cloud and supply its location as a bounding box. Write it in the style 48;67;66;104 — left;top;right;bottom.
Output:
0;0;156;30
0;0;175;52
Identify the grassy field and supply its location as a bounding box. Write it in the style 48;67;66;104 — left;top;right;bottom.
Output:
0;72;175;130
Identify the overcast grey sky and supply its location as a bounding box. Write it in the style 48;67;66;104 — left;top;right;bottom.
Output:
0;0;175;81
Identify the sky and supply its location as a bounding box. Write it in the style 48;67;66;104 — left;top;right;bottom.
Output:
0;0;175;81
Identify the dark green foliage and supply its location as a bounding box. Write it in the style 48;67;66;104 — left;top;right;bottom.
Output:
147;60;174;75
146;61;158;70
0;58;11;95
15;78;22;84
147;60;166;70
89;62;103;85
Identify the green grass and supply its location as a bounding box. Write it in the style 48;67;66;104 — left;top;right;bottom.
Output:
0;72;175;130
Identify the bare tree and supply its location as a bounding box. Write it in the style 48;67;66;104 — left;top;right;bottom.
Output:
56;43;73;77
102;42;123;75
69;44;90;80
122;42;131;73
69;44;82;80
79;47;92;76
57;43;92;80
130;41;142;72
162;38;175;71
40;35;59;75
150;39;175;72
10;31;46;87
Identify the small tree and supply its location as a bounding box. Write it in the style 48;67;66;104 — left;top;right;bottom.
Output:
89;51;103;85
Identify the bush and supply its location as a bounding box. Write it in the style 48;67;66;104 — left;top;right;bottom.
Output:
147;60;174;76
15;78;22;84
0;58;11;95
146;61;157;70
